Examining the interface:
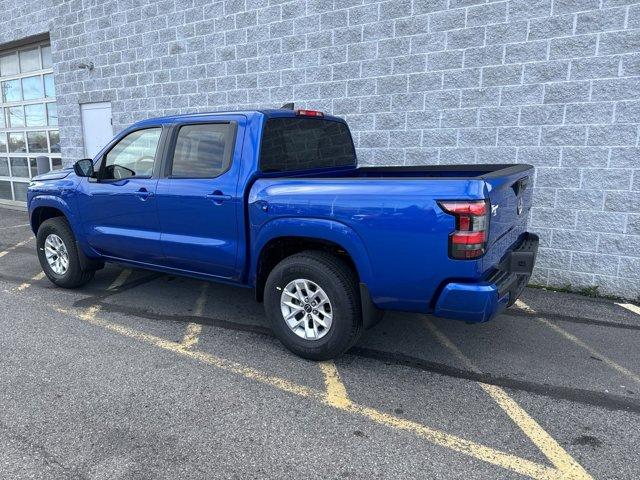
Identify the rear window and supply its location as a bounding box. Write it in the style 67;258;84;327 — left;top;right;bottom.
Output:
259;118;356;173
170;123;234;178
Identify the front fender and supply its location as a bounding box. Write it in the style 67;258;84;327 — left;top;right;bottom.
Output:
29;195;77;234
249;217;374;288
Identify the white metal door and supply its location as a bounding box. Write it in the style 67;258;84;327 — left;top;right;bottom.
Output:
81;102;113;159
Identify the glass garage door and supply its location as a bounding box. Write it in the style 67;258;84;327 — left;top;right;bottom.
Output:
0;41;60;205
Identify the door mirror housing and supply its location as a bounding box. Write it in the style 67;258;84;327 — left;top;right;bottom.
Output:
74;158;95;177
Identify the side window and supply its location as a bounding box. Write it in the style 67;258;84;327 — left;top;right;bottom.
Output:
101;128;161;180
170;123;232;178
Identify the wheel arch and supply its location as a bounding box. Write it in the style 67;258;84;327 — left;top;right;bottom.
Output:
30;196;103;272
251;218;374;302
30;197;73;235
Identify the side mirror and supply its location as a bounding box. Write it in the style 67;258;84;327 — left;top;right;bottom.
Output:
74;158;94;177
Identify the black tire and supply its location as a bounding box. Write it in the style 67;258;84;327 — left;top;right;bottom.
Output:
264;251;362;360
36;217;95;289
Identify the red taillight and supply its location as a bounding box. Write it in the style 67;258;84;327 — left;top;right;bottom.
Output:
451;231;486;244
438;201;487;216
438;200;489;260
296;109;324;117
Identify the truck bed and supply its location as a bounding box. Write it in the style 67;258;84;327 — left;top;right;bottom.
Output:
291;164;531;180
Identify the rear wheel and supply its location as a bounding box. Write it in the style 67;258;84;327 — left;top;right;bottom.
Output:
37;217;95;288
264;251;362;360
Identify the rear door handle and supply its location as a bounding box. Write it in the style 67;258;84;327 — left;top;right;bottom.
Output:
206;190;232;205
135;187;154;201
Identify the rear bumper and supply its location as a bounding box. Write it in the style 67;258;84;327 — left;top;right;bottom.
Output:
433;232;539;323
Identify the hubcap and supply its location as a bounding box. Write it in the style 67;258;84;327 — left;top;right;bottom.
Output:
44;234;69;275
280;279;333;341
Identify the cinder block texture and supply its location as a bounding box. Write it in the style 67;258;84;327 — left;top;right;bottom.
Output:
1;0;639;299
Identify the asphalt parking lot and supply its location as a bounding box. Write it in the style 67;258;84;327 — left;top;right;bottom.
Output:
1;205;639;479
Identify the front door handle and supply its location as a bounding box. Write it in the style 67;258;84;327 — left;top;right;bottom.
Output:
135;187;154;201
206;190;232;205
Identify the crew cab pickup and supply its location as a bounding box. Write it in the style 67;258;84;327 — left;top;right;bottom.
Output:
28;108;538;359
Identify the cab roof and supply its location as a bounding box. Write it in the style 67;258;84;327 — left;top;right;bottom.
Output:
130;108;345;129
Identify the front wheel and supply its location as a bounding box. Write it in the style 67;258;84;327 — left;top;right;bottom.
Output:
37;217;95;289
264;251;362;360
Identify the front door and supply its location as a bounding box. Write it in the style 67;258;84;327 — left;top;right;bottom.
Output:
155;121;240;279
76;127;164;263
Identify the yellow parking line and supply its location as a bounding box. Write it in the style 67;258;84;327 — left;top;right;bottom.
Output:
616;302;640;316
518;300;640;386
15;271;46;292
319;361;350;408
180;283;209;348
0;237;33;259
425;320;592;480
107;269;132;290
54;303;561;479
181;323;203;348
515;299;536;314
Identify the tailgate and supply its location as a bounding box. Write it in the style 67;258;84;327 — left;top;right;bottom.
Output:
482;165;534;272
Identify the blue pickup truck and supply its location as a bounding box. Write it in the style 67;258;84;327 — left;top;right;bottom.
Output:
28;107;538;359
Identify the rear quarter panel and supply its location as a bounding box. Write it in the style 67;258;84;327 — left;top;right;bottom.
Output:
249;178;488;312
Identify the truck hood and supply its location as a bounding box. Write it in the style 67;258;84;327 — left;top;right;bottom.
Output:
32;167;73;181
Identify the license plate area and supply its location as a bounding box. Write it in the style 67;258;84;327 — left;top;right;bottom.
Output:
507;233;539;275
509;251;535;274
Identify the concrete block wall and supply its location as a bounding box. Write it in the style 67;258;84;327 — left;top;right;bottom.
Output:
1;0;639;299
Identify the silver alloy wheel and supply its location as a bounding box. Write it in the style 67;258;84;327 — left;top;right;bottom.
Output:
280;278;333;341
44;234;69;275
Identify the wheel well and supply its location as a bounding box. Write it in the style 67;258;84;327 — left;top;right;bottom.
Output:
255;237;358;302
31;207;66;234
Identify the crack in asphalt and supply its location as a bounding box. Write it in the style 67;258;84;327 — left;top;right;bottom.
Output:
0;419;88;480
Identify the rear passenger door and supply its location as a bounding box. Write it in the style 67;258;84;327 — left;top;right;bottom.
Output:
155;121;241;279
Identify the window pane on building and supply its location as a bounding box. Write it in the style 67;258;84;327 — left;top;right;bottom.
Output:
0;181;12;200
8;106;24;127
41;46;52;69
22;76;43;100
48;130;60;152
27;131;48;153
2;79;22;102
19;48;40;72
1;43;57;203
10;158;29;177
0;52;19;76
25;103;46;126
44;74;55;98
8;133;26;153
47;103;57;125
13;182;28;201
